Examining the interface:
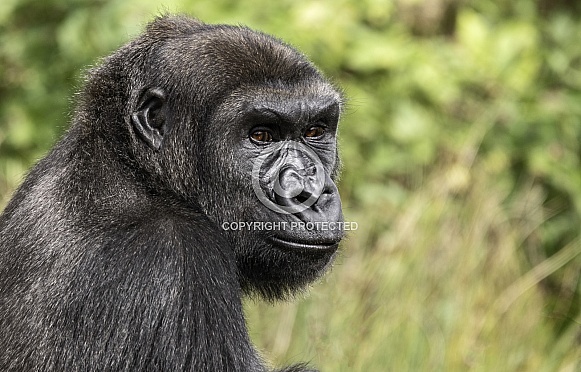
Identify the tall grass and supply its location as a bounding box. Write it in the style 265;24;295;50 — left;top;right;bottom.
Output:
246;156;581;371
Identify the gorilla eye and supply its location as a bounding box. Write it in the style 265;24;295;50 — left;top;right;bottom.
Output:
250;130;273;143
304;126;325;138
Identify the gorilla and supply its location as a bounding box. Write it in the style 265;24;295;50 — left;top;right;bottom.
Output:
0;15;344;371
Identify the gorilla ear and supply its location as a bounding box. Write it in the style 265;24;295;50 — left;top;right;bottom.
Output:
131;88;167;151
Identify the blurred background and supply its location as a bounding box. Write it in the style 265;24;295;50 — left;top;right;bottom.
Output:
1;0;581;370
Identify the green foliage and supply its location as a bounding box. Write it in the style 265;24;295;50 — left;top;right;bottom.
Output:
1;0;581;370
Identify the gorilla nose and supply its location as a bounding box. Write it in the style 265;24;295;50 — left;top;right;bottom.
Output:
274;165;321;205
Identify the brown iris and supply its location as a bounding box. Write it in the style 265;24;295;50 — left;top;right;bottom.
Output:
304;126;325;138
250;130;273;143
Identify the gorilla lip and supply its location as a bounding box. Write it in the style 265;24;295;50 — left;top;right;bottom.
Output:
269;235;340;252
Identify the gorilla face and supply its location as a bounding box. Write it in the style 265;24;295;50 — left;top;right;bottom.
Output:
202;84;344;298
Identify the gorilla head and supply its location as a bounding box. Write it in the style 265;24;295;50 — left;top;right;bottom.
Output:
84;16;344;299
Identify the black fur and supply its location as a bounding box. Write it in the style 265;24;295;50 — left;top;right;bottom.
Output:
0;15;343;371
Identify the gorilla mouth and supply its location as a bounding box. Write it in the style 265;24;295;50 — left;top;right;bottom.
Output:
269;235;340;252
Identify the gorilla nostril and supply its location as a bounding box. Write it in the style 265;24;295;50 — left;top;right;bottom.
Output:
296;189;312;204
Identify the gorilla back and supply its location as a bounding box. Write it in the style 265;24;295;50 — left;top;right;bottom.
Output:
0;15;344;371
